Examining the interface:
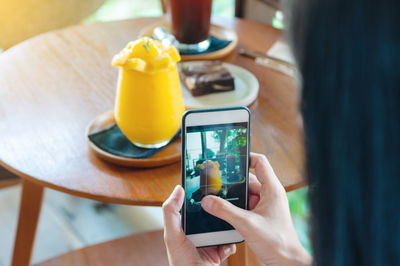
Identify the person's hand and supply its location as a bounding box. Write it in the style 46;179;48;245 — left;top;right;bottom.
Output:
201;153;312;266
162;185;236;266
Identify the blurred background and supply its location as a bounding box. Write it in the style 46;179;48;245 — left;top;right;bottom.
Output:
0;0;309;264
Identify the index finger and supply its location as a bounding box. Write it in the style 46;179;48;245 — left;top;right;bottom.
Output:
249;153;279;188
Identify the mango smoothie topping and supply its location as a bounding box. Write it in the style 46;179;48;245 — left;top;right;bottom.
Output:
112;37;185;148
112;37;181;73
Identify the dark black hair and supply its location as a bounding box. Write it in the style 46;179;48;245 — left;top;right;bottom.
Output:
289;0;400;265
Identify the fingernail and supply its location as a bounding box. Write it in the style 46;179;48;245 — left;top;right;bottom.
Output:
201;197;213;211
223;246;233;255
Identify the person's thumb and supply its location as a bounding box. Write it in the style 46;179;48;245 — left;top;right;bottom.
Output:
201;195;250;233
162;185;186;246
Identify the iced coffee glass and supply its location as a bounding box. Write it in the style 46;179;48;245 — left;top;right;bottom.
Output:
169;0;212;53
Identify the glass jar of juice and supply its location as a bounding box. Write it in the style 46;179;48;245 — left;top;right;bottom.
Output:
112;37;185;148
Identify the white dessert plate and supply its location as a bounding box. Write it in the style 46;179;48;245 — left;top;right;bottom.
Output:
180;61;259;109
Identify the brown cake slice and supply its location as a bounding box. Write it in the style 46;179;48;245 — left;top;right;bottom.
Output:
179;61;235;96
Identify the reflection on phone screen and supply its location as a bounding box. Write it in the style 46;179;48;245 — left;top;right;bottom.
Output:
185;122;248;235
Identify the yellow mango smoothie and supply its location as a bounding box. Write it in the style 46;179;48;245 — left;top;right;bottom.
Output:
112;37;185;148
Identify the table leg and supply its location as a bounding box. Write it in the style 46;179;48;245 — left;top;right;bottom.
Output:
228;242;248;266
12;180;44;266
228;242;264;266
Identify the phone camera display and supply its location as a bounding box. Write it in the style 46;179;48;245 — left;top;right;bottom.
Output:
185;123;248;235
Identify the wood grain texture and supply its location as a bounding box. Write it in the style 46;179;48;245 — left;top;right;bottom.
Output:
0;17;305;206
12;180;44;266
34;230;168;266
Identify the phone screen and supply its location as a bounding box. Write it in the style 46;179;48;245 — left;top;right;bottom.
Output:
184;122;249;235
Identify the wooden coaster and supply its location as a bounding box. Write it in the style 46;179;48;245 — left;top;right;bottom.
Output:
140;21;238;61
86;111;181;168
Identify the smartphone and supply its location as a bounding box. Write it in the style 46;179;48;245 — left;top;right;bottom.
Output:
181;107;250;247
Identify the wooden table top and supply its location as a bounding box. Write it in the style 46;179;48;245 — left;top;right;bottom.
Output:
0;17;305;206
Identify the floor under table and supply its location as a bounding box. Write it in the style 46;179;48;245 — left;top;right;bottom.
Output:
0;184;164;265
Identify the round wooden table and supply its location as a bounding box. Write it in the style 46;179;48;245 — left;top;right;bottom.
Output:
0;17;304;266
